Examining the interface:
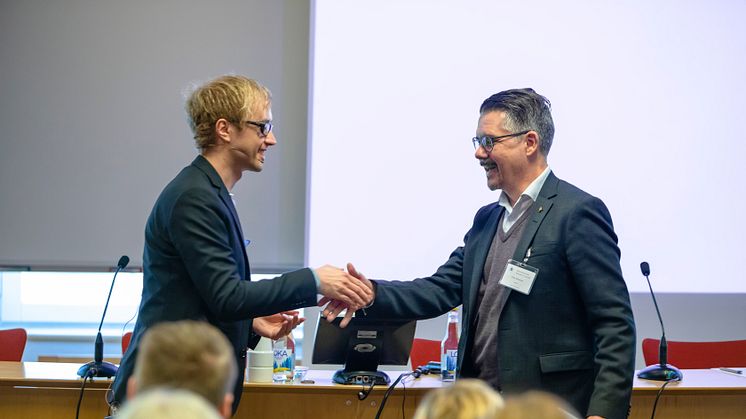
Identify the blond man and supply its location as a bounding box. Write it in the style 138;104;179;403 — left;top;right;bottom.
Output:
110;75;373;413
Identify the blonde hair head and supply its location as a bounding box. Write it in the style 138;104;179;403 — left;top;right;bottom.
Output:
133;320;236;408
185;75;271;150
413;379;504;419
495;391;579;419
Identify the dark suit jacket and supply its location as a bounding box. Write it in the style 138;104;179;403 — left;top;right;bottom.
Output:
366;172;636;419
110;155;317;411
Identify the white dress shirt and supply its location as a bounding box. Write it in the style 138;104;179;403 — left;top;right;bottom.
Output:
497;167;552;233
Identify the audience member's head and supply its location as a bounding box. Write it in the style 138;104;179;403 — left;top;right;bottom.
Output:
495;391;579;419
127;320;237;418
413;379;504;419
117;388;222;419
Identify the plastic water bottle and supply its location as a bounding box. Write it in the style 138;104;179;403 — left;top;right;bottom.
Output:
272;333;295;383
441;308;459;381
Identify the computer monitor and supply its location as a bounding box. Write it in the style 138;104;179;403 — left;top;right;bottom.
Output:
312;314;416;385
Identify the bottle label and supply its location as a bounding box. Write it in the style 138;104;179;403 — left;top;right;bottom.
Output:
273;349;294;373
441;349;458;381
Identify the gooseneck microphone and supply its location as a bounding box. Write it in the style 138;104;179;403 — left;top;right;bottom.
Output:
637;261;682;381
77;255;129;378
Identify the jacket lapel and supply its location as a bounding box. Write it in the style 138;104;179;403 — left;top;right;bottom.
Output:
191;156;251;277
465;204;503;310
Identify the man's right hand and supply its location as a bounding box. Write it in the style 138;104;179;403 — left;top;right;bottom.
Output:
318;263;374;327
315;264;373;310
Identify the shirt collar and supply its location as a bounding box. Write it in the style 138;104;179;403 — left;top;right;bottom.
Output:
498;166;552;213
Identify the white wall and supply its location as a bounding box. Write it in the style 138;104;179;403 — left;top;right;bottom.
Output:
307;0;746;294
304;0;746;370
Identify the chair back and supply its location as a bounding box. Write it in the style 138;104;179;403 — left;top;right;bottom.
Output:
642;338;746;368
410;338;440;369
0;328;28;361
122;331;133;355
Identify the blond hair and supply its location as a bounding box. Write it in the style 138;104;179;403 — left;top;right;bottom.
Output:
495;391;579;419
185;75;271;150
133;320;236;408
413;379;504;419
118;388;222;419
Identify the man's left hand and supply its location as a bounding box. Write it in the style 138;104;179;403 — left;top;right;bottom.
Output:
253;311;304;340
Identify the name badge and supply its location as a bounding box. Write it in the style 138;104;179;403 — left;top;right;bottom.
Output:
498;259;539;295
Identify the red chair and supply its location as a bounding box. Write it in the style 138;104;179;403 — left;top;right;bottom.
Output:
410;338;440;369
122;331;133;355
0;328;28;361
642;338;746;368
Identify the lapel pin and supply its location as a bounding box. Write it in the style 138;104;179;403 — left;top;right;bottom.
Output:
538;206;543;213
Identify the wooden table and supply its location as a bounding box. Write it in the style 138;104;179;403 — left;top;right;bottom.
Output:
236;369;436;419
0;362;112;419
1;362;744;419
629;368;746;418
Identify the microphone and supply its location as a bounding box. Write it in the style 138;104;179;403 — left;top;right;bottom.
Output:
77;255;130;378
640;261;650;276
636;261;682;381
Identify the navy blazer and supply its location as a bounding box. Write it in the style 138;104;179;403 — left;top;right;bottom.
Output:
367;172;635;418
110;155;317;410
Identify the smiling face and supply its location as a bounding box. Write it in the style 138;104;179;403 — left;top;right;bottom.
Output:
228;105;276;173
474;111;530;195
474;110;549;205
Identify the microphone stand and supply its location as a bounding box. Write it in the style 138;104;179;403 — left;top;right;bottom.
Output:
77;256;129;378
637;261;682;381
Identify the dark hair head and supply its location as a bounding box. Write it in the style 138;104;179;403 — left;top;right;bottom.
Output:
479;88;554;156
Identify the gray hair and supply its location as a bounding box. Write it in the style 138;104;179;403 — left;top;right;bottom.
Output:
479;88;554;156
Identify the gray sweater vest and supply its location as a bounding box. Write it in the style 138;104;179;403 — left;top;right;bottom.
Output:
471;206;533;389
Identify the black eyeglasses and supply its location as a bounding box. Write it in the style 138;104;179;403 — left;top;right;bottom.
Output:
472;130;530;152
243;120;273;137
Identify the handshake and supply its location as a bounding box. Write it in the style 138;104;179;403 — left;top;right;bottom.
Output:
316;262;372;327
252;263;372;340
